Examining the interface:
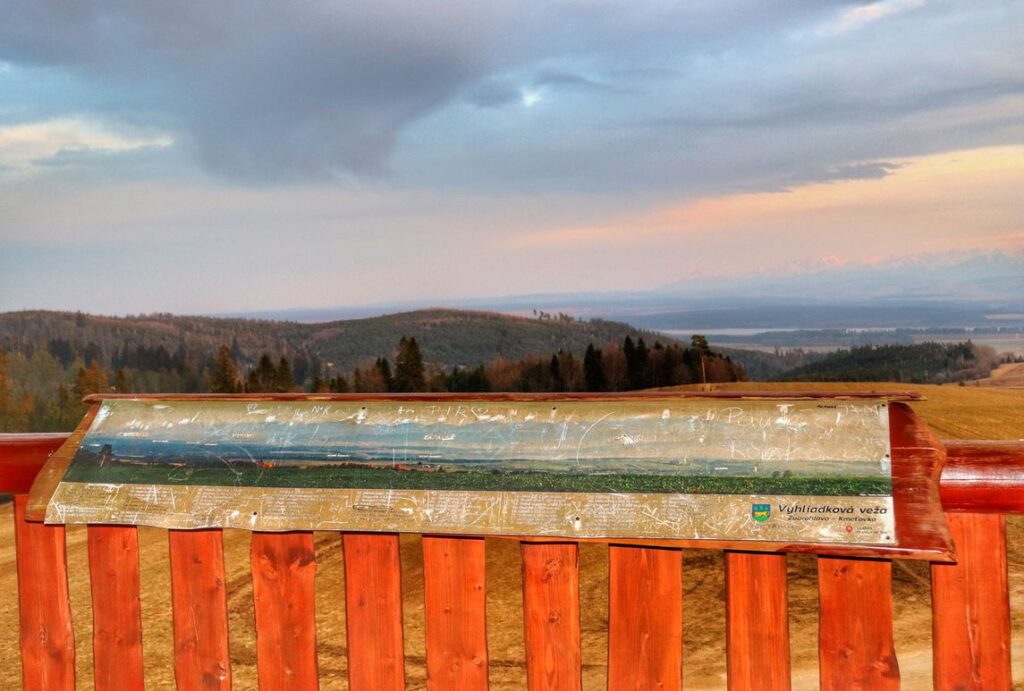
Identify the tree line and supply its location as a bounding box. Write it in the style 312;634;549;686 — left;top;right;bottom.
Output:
204;334;745;394
779;341;1000;383
0;334;744;432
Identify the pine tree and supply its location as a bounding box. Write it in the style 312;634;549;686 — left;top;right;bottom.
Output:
114;369;130;393
375;357;394;392
624;336;649;390
246;354;278;393
548;353;563;392
691;334;711;353
275;356;294;392
209;345;241;393
583;344;606;391
393;337;426;392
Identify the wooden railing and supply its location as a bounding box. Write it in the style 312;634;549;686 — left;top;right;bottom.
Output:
1;432;1022;690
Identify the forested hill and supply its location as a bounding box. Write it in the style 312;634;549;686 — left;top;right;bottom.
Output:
778;341;1001;384
0;308;678;373
0;309;753;431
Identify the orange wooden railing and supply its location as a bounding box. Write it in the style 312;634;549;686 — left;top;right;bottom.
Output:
1;432;1022;691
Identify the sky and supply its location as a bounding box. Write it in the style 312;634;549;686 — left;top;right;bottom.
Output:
1;0;1022;314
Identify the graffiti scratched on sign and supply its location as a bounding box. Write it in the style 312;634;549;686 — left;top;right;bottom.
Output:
40;397;895;543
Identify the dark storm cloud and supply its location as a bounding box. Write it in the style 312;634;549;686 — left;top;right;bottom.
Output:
0;0;864;183
0;1;512;181
1;0;1021;190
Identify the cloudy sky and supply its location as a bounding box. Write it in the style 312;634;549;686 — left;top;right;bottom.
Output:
1;0;1022;314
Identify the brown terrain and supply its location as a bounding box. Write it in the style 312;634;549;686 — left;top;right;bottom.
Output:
0;382;1021;690
973;361;1024;388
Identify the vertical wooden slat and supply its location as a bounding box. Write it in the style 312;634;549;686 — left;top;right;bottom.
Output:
13;494;76;691
725;552;790;691
521;542;581;691
343;532;406;691
88;525;145;690
817;557;899;690
251;531;319;690
423;536;489;690
931;512;1011;689
608;545;683;691
169;529;232;690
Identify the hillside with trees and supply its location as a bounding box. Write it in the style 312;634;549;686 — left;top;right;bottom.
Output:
778;341;1001;384
0;309;677;372
0;309;745;432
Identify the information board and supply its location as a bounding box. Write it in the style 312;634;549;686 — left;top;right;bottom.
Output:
29;395;906;546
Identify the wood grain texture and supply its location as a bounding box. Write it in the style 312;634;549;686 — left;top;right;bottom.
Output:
24;406;98;520
888;401;954;560
0;433;68;493
521;542;582;691
88;525;145;691
423;536;489;691
817;557;899;690
168;529;232;690
931;512;1011;690
251;531;319;690
13;494;75;691
343;532;406;691
941;441;1024;513
608;545;683;691
725;552;790;691
85;390;923;403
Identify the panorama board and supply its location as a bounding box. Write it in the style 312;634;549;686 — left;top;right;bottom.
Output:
33;396;897;544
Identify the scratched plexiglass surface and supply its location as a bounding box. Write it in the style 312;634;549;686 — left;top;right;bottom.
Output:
44;398;895;543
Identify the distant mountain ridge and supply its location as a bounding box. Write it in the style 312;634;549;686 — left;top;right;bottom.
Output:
215;249;1024;326
661;249;1024;303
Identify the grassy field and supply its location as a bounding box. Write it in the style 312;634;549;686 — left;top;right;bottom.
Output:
0;382;1021;690
64;460;892;496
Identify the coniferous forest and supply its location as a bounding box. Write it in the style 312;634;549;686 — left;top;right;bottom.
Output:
0;308;1003;433
0;329;744;432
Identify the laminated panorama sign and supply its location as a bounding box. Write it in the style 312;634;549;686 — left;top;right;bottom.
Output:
26;393;951;557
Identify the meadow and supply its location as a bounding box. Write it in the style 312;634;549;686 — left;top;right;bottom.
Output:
0;382;1021;690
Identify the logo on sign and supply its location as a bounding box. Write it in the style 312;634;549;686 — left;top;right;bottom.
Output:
751;503;772;522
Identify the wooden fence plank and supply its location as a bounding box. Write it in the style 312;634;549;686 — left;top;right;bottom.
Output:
343;533;406;691
423;536;489;691
13;494;76;691
251;531;319;690
521;542;581;691
931;512;1011;689
88;525;145;690
168;529;232;690
817;557;899;690
608;545;683;691
725;552;790;691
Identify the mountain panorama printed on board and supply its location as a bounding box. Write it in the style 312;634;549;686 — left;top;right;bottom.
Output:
64;398;893;497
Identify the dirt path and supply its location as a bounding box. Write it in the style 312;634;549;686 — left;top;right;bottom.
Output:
973;362;1024;387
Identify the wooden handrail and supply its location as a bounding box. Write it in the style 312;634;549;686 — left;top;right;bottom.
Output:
3;433;1022;513
941;441;1024;513
0;433;70;494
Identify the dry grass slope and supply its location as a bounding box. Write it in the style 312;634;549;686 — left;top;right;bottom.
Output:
0;383;1021;689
